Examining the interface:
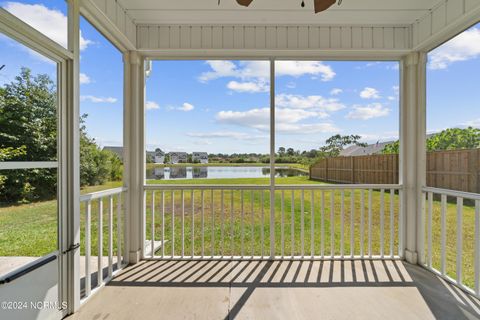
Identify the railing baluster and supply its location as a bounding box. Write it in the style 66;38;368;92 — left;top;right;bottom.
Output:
350;189;354;259
291;190;295;257
98;199;103;286
181;190;185;258
117;193;122;269
330;191;335;258
221;190;225;257
161;191;165;259
420;192;426;264
241;190;245;258
191;190;195;257
321;191;325;258
123;192;128;265
85;201;91;297
360;190;365;258
171;191;175;258
251;190;255;257
281;190;285;258
261;190;265;258
108;196;113;279
211;190;214;257
311;191;315;258
201;190;205;258
380;189;385;258
440;194;447;275
301;189;305;258
475;200;480;296
399;190;404;258
456;197;463;285
340;190;344;258
231;190;234;258
151;191;155;258
368;189;372;258
390;189;394;258
427;192;433;268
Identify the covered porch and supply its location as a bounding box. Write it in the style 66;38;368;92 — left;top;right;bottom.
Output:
1;0;480;319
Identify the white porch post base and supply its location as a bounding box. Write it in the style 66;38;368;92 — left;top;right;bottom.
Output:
128;250;141;264
404;249;418;264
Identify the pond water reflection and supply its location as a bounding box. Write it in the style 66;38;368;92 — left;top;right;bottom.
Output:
146;166;307;180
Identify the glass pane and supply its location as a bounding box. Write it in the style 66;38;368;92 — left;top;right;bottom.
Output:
0;31;58;162
275;60;400;185
0;168;58;277
79;16;124;192
427;23;480;192
145;60;271;185
1;0;71;49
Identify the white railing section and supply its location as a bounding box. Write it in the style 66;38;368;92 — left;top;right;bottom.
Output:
421;187;480;298
144;184;403;260
79;187;128;302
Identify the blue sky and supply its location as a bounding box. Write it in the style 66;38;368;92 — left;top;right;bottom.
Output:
1;1;479;154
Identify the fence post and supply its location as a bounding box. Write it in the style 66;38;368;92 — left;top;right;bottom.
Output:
351;156;355;184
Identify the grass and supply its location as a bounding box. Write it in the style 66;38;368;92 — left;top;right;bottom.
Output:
0;175;477;290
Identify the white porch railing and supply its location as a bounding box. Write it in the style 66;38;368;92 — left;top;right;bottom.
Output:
143;184;404;260
79;187;128;302
421;187;480;298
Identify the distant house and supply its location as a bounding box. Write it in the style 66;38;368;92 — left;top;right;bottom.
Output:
340;141;393;157
169;152;188;164
154;148;165;164
192;152;208;164
103;146;123;161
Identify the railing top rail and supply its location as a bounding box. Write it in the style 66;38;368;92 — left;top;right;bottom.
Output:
144;184;402;191
80;187;127;202
422;186;480;201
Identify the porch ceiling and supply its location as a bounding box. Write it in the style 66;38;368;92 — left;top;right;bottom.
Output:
116;0;442;25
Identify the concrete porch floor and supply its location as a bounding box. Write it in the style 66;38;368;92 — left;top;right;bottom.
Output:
68;259;480;320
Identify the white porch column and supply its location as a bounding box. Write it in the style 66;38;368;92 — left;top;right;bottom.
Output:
124;51;145;264
400;52;427;264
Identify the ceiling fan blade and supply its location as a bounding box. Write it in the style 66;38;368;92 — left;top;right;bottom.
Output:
314;0;336;13
236;0;254;7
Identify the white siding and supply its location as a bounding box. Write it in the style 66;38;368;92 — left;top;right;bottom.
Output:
136;24;411;52
412;0;480;50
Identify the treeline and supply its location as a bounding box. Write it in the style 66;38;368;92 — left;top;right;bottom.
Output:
0;68;122;204
382;127;480;154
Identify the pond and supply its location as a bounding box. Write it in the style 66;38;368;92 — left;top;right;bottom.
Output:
145;166;308;180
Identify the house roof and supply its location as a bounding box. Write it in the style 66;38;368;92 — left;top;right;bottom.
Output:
340;141;393;157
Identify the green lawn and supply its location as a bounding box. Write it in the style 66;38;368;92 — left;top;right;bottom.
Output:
0;176;477;290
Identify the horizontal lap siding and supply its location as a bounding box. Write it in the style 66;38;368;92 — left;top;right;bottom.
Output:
136;25;410;51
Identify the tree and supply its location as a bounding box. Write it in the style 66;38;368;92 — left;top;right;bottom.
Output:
0;68;57;202
278;147;286;157
382;127;480;154
286;148;295;156
319;134;367;158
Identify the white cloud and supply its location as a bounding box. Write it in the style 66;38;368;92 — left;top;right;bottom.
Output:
330;88;343;96
461;118;480;128
80;95;117;103
276;94;345;114
429;27;480;70
4;2;92;51
199;60;335;82
360;87;381;99
276;123;339;135
227;81;268;93
187;131;267;141
286;82;296;89
179;102;194;112
346;103;390;120
146;101;160;110
393;86;400;96
387;96;396;101
80;73;91;85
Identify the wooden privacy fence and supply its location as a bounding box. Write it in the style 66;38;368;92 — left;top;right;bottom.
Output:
310;149;480;193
